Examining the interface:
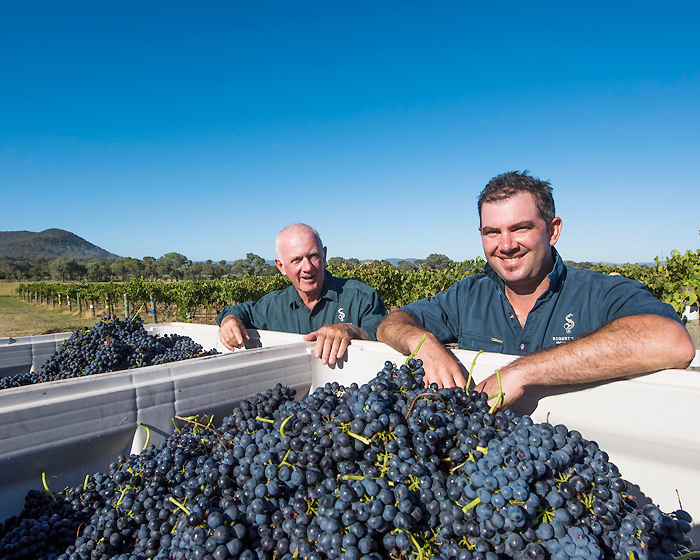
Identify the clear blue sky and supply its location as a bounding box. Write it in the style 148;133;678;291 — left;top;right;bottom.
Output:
1;1;698;264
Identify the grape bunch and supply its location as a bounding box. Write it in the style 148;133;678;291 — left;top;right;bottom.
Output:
0;359;696;560
0;317;219;390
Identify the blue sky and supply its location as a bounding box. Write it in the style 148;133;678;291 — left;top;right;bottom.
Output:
1;1;698;264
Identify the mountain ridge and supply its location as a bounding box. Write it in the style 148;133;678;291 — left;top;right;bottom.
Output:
0;229;120;260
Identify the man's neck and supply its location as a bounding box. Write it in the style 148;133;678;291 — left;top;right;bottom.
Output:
504;277;550;326
297;284;324;311
300;292;320;311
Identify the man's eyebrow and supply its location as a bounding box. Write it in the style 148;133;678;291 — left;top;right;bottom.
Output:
480;225;500;233
510;221;536;230
480;221;537;234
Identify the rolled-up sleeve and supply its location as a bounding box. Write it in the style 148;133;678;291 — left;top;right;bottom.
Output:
597;275;683;325
357;290;388;341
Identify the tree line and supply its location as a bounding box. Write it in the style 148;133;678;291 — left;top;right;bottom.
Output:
0;253;279;283
1;252;473;283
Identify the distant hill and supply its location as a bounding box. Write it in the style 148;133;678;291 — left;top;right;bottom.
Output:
0;229;120;260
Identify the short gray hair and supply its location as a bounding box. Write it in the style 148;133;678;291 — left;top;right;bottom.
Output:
275;223;324;259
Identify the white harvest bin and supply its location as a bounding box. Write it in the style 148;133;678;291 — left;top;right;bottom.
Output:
0;325;697;542
0;322;306;379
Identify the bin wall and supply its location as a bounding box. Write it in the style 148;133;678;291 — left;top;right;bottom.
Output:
0;339;313;522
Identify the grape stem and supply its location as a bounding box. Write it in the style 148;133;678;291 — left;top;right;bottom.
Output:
174;415;228;450
138;423;151;451
279;449;293;468
41;471;56;502
407;532;424;560
347;431;371;445
405;392;444;420
465;350;483;390
168;496;191;515
462;497;481;513
674;553;700;560
404;334;427;366
280;414;294;438
487;369;505;414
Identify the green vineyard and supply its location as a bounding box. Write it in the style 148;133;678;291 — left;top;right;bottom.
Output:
15;251;699;322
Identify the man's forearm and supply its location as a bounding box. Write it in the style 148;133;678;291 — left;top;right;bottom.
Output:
501;314;695;389
377;310;432;355
347;324;371;341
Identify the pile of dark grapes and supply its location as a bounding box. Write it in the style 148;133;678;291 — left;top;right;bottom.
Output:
1;359;696;560
0;317;219;390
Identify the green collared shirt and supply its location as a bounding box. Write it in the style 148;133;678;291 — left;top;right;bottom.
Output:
215;272;387;340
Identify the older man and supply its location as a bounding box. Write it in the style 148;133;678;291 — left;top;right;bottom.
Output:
216;224;386;365
377;171;695;407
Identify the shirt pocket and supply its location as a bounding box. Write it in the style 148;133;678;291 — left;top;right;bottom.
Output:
459;330;505;353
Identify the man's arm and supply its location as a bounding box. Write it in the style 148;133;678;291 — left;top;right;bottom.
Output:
218;313;251;351
303;324;370;366
305;280;388;366
216;302;256;352
377;310;467;388
477;314;695;408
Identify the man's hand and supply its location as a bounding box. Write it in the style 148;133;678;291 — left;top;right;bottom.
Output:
303;324;369;365
415;337;467;389
476;368;525;411
218;314;250;352
377;310;466;388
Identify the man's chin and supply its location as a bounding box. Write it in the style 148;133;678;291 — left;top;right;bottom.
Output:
299;281;319;293
495;265;531;285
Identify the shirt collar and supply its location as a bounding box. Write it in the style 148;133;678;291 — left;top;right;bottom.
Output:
547;249;566;292
288;270;339;309
484;248;566;294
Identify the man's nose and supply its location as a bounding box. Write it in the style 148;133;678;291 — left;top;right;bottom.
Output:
500;231;515;252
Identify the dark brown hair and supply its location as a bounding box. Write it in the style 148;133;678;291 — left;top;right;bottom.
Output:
478;170;555;225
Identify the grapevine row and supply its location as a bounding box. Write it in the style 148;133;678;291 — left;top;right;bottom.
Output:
15;250;700;320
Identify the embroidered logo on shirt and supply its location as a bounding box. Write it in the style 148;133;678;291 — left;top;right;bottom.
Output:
564;313;575;334
337;308;345;322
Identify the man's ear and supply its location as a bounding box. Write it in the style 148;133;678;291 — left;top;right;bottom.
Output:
274;259;286;276
549;217;563;246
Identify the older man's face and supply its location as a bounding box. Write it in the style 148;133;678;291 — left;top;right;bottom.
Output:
275;229;326;301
